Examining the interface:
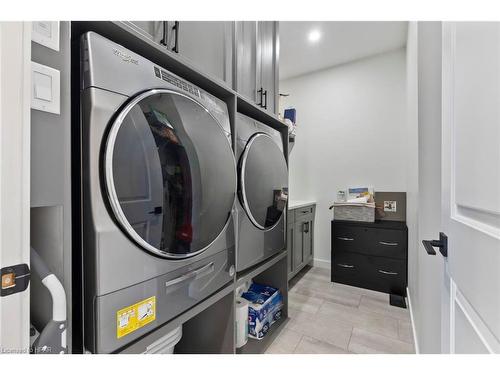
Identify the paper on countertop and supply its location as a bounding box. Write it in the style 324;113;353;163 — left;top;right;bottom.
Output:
347;196;369;204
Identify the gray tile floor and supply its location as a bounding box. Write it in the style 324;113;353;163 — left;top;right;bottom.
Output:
265;266;415;354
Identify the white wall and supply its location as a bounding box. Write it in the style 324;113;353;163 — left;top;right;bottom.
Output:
280;49;408;264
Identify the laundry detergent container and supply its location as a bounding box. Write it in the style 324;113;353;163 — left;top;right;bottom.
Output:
143;326;183;354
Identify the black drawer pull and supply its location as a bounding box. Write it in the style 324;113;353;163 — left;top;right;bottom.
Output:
378;269;398;275
338;263;355;268
337;237;354;241
379;241;399;246
300;210;309;214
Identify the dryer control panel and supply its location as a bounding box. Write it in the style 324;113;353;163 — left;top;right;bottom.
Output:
153;66;201;98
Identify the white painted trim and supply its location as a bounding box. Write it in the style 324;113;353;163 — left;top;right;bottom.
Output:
453;280;499;353
406;287;420;354
312;257;330;269
449;273;456;354
0;22;31;352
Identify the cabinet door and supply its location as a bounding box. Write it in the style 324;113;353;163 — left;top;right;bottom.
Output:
235;21;258;103
129;21;164;44
293;221;305;272
258;21;278;114
177;21;234;86
287;224;294;275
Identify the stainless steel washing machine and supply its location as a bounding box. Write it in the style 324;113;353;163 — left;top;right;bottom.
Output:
235;113;288;272
80;32;237;353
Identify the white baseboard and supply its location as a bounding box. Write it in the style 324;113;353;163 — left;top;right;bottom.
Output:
406;287;420;354
312;258;331;269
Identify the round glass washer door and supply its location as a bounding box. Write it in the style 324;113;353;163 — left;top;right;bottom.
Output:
239;133;288;230
104;89;236;259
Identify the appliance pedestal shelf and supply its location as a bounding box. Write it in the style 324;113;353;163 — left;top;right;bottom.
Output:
236;317;289;354
235;251;289;354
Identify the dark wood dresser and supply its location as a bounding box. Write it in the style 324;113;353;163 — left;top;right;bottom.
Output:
331;220;408;306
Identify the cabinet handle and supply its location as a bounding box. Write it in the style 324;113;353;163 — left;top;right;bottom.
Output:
160;21;169;47
338;263;354;268
263;89;268;109
303;222;309;233
337;237;354;241
300;210;309;214
379;241;398;246
378;269;398;275
172;21;180;53
257;87;264;107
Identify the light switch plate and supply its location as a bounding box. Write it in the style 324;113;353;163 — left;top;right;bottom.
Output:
32;22;60;51
31;62;60;115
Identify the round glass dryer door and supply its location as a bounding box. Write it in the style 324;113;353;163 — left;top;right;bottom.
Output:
239;133;288;230
104;89;236;259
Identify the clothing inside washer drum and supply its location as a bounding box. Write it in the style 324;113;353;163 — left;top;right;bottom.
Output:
105;90;236;258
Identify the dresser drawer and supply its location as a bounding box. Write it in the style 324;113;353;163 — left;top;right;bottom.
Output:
332;224;366;253
332;251;407;296
371;228;407;259
333;224;406;259
364;255;407;296
331;251;365;288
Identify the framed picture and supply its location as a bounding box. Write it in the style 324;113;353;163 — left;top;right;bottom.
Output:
384;200;397;212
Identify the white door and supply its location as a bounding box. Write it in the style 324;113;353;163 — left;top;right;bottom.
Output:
441;22;500;353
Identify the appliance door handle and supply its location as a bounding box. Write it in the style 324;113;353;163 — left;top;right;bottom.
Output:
165;262;215;291
337;263;354;269
172;21;179;53
379;241;398;246
337;237;354;241
378;269;398;275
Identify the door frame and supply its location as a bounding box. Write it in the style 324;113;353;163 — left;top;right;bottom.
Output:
0;22;31;353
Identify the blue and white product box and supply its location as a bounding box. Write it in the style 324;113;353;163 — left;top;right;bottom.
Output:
241;283;283;340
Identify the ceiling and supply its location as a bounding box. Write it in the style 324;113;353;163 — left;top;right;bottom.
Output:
279;21;408;80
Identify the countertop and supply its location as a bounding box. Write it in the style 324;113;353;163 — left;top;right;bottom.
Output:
289;200;317;210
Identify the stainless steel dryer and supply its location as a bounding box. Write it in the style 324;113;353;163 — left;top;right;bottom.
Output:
235;113;288;272
80;32;237;353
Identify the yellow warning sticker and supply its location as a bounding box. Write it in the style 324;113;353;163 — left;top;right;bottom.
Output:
116;296;156;339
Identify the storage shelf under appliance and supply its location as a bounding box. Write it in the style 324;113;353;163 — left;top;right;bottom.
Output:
236;317;289;354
